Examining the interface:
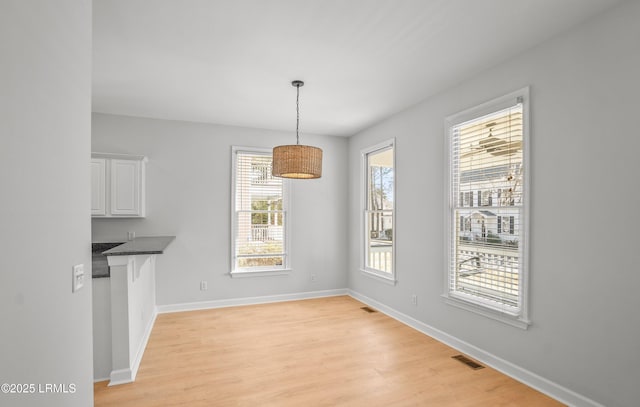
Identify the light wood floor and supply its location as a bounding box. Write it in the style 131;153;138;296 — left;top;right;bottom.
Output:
94;296;563;406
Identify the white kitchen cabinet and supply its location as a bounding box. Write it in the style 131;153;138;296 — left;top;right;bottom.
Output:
91;158;107;216
92;153;147;218
110;159;142;216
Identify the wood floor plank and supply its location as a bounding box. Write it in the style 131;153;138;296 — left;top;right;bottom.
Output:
94;296;563;406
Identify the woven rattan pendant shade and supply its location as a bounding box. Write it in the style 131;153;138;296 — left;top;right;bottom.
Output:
272;144;322;179
272;80;323;179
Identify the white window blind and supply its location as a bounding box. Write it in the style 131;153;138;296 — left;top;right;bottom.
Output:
447;90;529;323
232;148;288;273
362;140;395;280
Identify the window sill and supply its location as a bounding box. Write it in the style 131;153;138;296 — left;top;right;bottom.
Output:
230;269;292;278
442;293;530;329
360;269;396;286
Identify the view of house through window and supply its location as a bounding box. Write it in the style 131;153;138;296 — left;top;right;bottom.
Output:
232;148;288;272
448;93;527;318
363;141;395;278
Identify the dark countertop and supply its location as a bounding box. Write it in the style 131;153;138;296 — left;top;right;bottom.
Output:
102;236;176;256
92;242;125;254
92;242;124;278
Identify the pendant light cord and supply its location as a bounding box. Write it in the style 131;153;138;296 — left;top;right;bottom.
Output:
296;84;300;145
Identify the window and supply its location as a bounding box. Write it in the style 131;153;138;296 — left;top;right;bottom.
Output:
497;216;515;235
361;139;395;282
445;89;529;328
463;191;472;207
481;190;492;206
231;147;290;276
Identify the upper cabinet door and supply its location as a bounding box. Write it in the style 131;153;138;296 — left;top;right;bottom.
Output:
91;153;147;218
110;159;142;216
91;158;107;216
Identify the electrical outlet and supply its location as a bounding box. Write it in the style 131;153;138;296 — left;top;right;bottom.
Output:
411;294;417;306
200;280;208;291
72;264;84;293
127;231;136;241
311;274;317;281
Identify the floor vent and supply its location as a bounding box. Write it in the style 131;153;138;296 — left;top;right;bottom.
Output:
361;306;377;313
452;355;484;370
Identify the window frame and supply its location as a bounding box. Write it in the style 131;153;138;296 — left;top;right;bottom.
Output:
230;146;291;278
360;138;396;284
443;88;530;329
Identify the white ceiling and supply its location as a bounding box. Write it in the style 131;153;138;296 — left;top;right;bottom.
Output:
93;0;621;137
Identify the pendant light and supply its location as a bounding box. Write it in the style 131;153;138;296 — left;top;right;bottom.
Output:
272;80;323;179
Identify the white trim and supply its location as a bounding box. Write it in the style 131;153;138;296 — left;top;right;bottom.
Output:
108;368;134;386
229;269;292;278
108;305;158;386
360;138;396;281
348;289;604;407
445;88;527;127
230;146;291;274
359;269;396;285
443;87;531;326
92;152;148;162
157;289;348;314
442;294;530;329
521;87;531;323
93;377;110;384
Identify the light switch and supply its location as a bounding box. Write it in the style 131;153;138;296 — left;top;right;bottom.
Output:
72;264;84;293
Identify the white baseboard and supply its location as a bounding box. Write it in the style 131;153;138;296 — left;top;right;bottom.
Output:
108;368;133;386
348;289;605;407
93;377;110;383
157;288;348;314
108;306;158;386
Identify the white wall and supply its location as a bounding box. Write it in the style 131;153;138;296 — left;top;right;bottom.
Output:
92;278;112;381
348;2;640;407
92;114;348;306
0;1;93;406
